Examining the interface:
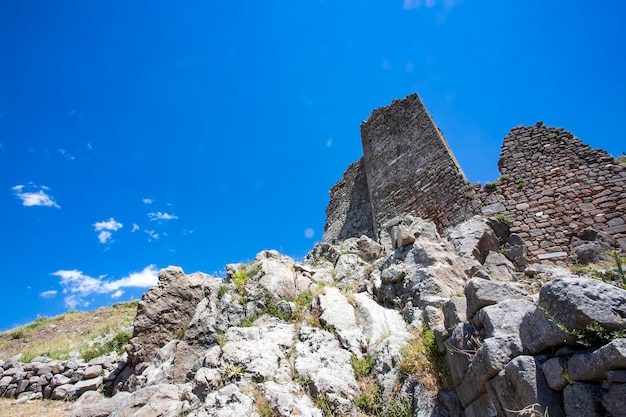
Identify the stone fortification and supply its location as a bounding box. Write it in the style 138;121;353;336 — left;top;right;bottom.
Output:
475;122;626;259
323;159;375;243
324;94;626;260
361;93;473;236
323;93;474;242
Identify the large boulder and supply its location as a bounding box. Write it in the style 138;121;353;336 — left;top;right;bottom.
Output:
568;338;626;382
128;267;215;370
317;287;366;355
538;277;626;333
570;228;615;264
488;355;564;417
464;278;527;320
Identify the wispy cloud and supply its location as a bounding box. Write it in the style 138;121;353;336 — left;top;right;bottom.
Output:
131;223;140;232
50;265;159;308
143;198;154;204
40;290;58;298
145;230;159;241
93;218;123;244
148;212;178;221
58;148;75;160
12;184;61;208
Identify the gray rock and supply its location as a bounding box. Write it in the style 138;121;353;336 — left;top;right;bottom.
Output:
541;357;570;391
456;335;523;407
354;292;409;346
568;338;626;382
464;277;527;319
502;233;527;270
483;251;515;281
260;380;323;417
464;393;498;417
129;266;214;369
51;383;73;400
294;326;359;415
445;323;481;386
221;319;295;383
203;383;255;417
83;365;102;379
538;277;626;333
474;298;534;339
519;305;577;354
390;224;416;248
191;367;221;400
602;383;626;417
254;250;312;300
50;373;71;387
71;377;103;398
373;332;411;398
563;383;603;417
442;297;466;332
488;355;564;417
607;369;626;383
445;216;500;264
110;384;185;417
355;235;385;262
570;227;615;264
318;287;365;355
69;390;130;417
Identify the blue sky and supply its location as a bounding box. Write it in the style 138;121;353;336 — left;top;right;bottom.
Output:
1;1;625;331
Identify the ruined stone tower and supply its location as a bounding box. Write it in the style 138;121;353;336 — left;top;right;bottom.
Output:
323;93;473;242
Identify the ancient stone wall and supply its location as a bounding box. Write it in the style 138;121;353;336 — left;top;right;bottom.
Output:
323;94;626;260
474;122;626;259
361;93;473;236
322;159;375;243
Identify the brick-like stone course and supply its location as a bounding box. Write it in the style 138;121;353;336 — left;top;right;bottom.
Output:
475;122;626;258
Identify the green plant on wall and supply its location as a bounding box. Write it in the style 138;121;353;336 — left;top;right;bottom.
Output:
494;213;513;227
515;178;525;189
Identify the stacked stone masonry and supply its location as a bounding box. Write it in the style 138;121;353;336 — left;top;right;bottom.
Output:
0;355;122;401
323;94;626;260
475;122;626;258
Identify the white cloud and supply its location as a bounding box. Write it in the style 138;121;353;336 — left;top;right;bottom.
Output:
51;265;158;308
145;230;159;241
40;290;58;298
148;212;178;221
12;184;61;208
131;223;140;232
98;230;112;244
93;218;123;231
58;148;75;160
143;198;154;204
93;218;123;244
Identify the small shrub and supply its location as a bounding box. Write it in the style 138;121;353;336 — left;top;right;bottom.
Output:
351;354;374;378
384;396;413;417
314;393;335;417
499;175;511;182
607;250;626;287
516;178;525;189
484;182;497;191
80;331;131;361
399;325;452;390
231;263;262;292
494;213;513;227
217;284;230;299
354;376;382;415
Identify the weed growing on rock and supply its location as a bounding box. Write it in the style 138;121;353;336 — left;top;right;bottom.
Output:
231;263;262;292
314;393;335;417
351;354;374;378
607;250;625;287
399;325;452;390
516;178;525;189
505;403;550;416
494;213;513;227
80;331;131;361
484;182;497;191
217;284;229;299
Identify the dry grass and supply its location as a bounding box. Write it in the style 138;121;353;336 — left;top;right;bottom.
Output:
0;398;69;417
0;301;137;362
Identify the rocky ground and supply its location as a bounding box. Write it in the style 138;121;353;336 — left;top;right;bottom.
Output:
2;215;625;417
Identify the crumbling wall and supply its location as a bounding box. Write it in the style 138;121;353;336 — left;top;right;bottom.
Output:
360;93;474;236
322;158;375;243
323;95;626;261
475;122;626;258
